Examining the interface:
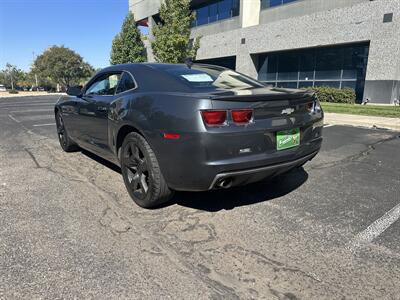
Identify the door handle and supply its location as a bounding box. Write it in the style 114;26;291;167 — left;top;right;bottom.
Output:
82;94;94;102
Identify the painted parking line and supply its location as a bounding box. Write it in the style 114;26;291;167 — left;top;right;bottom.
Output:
1;101;56;105
33;123;56;127
0;103;56;109
8;114;20;123
10;109;54;114
0;100;56;104
323;124;335;128
349;202;400;251
13;115;54;122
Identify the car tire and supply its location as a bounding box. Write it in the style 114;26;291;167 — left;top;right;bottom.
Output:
120;132;174;208
55;111;79;152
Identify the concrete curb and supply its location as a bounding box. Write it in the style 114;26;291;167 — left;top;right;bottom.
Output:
324;113;400;132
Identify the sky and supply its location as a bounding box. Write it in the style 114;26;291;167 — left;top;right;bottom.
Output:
0;0;134;71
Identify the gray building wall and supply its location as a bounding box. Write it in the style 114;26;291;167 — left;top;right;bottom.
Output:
258;0;367;24
130;0;400;104
129;0;162;21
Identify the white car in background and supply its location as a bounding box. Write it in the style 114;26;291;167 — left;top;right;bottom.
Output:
0;85;6;92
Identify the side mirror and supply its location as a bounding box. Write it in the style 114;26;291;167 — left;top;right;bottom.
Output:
66;86;82;97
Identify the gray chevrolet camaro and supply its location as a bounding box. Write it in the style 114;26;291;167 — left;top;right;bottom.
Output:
55;63;323;208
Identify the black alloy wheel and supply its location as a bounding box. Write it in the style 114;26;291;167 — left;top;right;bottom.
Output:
55;111;78;152
120;132;173;208
123;142;150;200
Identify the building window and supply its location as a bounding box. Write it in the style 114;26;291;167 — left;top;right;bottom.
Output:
195;56;236;70
261;0;300;10
257;43;370;101
192;0;240;27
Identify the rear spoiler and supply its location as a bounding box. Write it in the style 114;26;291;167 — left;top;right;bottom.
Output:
210;89;315;103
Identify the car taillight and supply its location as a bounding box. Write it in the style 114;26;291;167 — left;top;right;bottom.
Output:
314;99;322;112
306;102;314;112
231;109;253;124
201;110;227;126
306;99;322;113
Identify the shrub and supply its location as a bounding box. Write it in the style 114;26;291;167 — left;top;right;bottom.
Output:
8;89;18;94
310;86;356;104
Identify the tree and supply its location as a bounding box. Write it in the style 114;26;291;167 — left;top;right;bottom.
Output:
151;0;200;63
26;70;53;90
32;46;95;88
110;12;146;64
5;64;16;90
1;64;26;90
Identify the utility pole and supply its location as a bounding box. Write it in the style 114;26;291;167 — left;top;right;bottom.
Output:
32;52;38;88
10;73;14;90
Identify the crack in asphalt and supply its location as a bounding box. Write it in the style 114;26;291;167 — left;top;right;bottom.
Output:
24;148;42;168
269;287;299;300
98;207;132;234
152;207;324;298
306;134;399;170
148;211;243;298
240;246;322;283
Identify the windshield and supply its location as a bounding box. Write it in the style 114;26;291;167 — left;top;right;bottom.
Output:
164;65;265;90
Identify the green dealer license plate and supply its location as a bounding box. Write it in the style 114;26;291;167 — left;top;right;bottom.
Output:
276;128;300;150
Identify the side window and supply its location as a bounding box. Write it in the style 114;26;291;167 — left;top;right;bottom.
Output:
116;72;136;94
85;73;121;96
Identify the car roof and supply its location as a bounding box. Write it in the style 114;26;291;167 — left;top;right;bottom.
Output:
100;62;227;73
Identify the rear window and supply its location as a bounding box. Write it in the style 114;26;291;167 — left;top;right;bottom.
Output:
164;65;264;89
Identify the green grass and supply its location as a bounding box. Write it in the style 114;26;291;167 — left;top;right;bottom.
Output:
321;102;400;118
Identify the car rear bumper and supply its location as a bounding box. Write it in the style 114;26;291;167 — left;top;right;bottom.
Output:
208;150;318;190
154;118;323;192
165;135;322;192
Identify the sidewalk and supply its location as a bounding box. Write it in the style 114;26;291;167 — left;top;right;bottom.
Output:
0;92;64;98
325;113;400;131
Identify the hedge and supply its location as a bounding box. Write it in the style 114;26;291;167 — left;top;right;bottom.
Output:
8;90;19;94
309;86;356;104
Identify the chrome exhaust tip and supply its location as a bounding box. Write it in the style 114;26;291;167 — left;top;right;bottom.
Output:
217;178;233;189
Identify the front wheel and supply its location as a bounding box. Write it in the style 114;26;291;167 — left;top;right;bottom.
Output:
55;111;79;152
120;132;174;208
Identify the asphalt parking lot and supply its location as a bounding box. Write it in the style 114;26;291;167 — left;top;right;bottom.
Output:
1;95;399;299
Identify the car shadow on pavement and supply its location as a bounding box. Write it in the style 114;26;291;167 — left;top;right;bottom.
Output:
172;167;309;212
81;150;122;174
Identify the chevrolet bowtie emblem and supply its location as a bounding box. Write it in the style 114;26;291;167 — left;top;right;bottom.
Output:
281;108;295;115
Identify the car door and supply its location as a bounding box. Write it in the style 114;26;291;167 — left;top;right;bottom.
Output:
77;72;122;156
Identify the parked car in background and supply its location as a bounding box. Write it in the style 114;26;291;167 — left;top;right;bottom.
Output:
0;85;6;92
55;63;324;208
30;86;45;92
